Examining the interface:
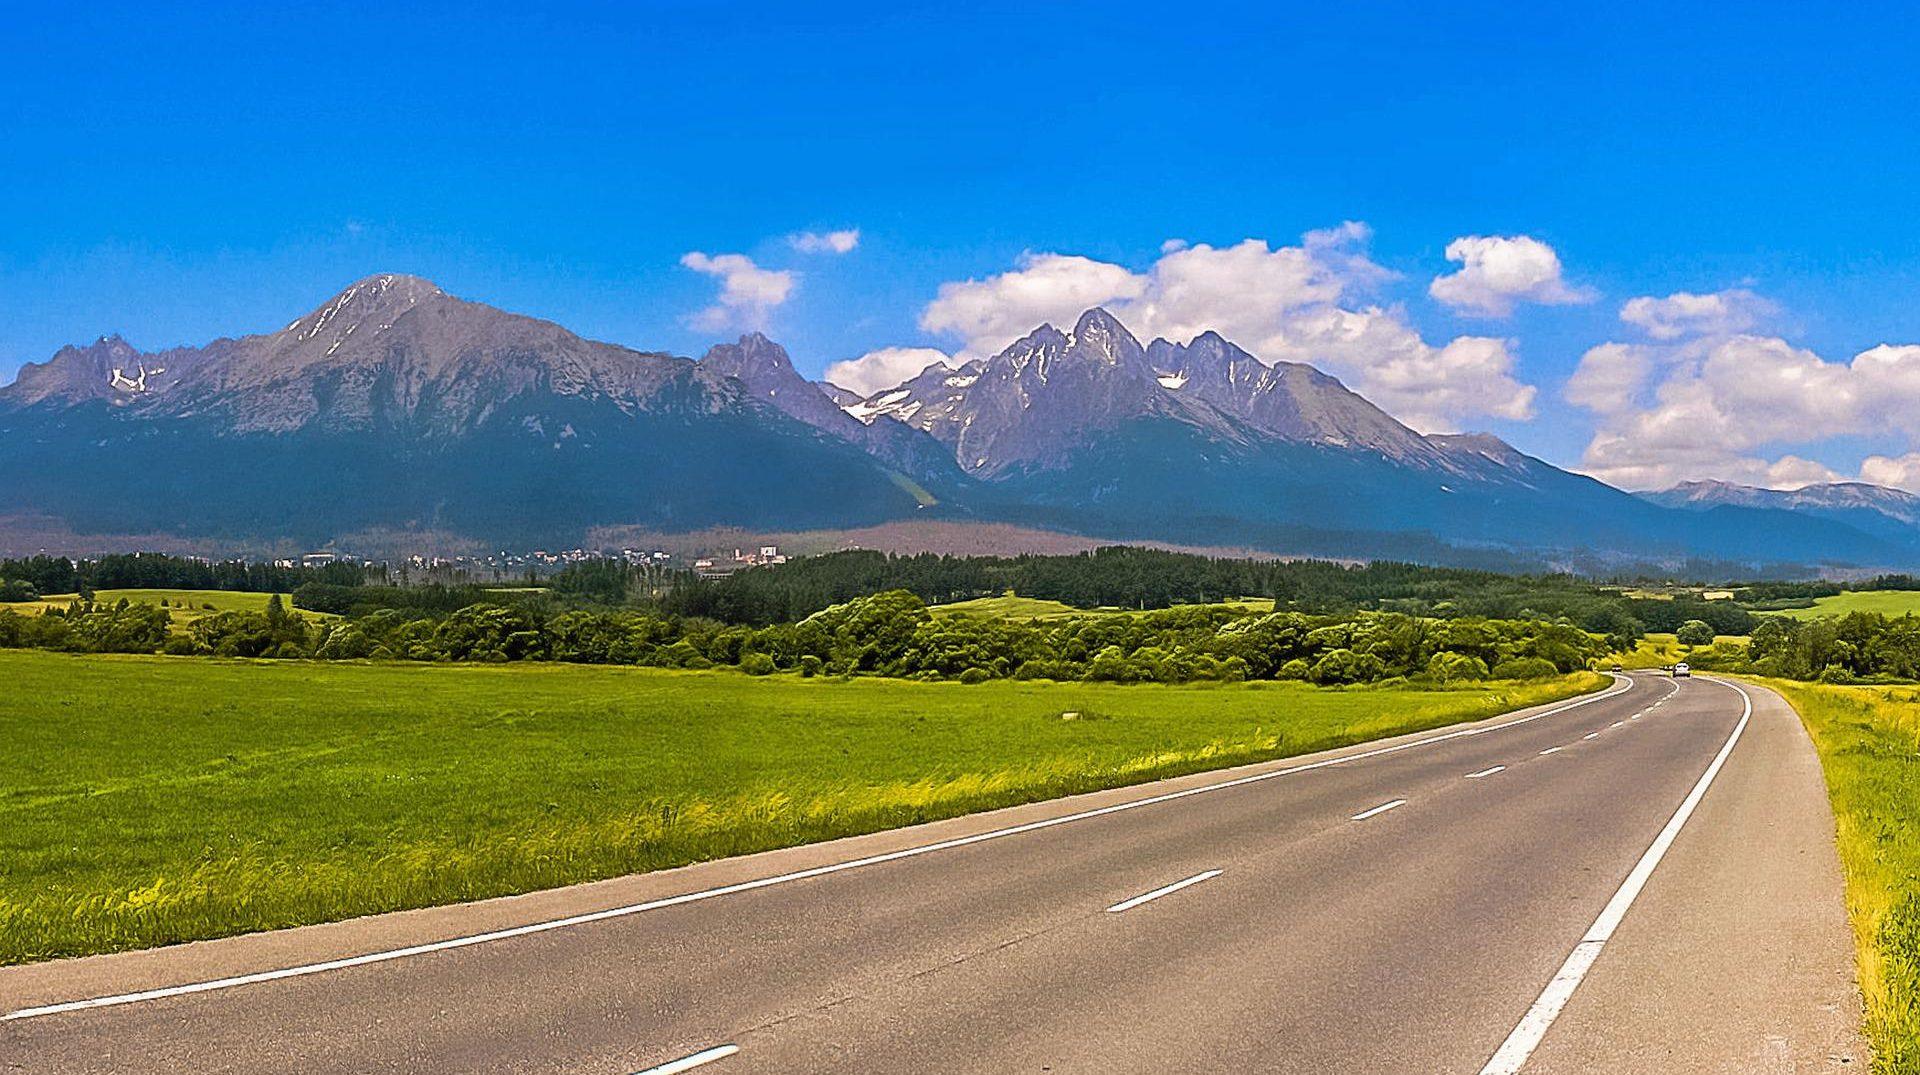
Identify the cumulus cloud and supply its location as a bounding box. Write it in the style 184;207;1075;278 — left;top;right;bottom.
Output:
823;346;956;396
1564;343;1654;416
1861;453;1920;493
1428;235;1593;317
790;229;861;255
908;226;1530;431
1568;328;1920;489
1619;288;1775;340
680;251;794;330
919;253;1147;360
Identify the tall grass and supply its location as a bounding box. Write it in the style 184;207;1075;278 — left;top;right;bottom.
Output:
1765;679;1920;1074
0;650;1599;964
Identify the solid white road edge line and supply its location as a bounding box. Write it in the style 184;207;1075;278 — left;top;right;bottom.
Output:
1105;869;1224;913
633;1044;740;1075
1476;677;1752;1075
1466;766;1506;779
1350;799;1408;821
2;677;1638;1023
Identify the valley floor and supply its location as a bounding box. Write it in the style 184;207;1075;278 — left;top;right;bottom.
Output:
0;650;1596;965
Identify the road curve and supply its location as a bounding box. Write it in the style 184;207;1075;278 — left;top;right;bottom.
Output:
0;674;1865;1073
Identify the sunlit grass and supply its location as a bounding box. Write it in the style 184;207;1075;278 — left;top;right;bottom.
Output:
1762;679;1920;1073
0;588;332;633
1771;591;1920;620
0;649;1598;964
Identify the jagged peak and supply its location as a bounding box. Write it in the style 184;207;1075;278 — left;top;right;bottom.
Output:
1067;307;1143;364
701;332;799;377
286;274;445;337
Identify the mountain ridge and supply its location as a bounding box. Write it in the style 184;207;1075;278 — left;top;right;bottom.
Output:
2;275;1913;570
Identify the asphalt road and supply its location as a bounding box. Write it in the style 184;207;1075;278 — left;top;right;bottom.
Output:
0;674;1865;1073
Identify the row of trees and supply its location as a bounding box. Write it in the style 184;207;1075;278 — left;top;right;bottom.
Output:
0;590;1609;685
644;548;1760;642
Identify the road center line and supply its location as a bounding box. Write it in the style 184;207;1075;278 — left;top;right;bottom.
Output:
1477;678;1753;1075
1582;732;1599;740
2;677;1636;1023
1466;765;1506;779
1539;746;1563;755
1611;722;1624;729
1351;799;1408;821
633;1044;739;1075
1106;869;1223;913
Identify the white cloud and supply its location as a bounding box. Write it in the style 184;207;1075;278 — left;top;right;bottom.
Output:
1619;288;1774;340
1564;343;1654;416
908;226;1530;431
823;346;956;396
1861;453;1920;493
680;251;795;330
1429;235;1593;317
919;253;1146;360
1568;328;1920;490
790;229;861;255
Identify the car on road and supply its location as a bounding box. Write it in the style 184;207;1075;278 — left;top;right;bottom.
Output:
1673;662;1691;677
1610;662;1623;672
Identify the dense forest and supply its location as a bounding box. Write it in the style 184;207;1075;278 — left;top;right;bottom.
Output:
621;548;1760;640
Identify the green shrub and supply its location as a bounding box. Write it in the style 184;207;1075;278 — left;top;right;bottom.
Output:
1426;652;1489;682
958;667;992;684
1675;619;1716;646
739;653;777;676
1491;656;1558;680
1310;648;1387;685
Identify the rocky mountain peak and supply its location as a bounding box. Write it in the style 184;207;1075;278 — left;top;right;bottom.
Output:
1067;307;1144;367
283;273;445;345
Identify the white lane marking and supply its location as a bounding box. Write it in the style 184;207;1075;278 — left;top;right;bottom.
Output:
1477;678;1752;1075
1351;799;1408;821
634;1044;740;1075
1106;869;1223;913
1582;733;1600;741
1610;722;1624;729
1466;765;1506;779
1539;747;1563;755
2;677;1638;1023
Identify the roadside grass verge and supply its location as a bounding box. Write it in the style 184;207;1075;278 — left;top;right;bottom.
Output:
1762;679;1920;1073
0;650;1599;964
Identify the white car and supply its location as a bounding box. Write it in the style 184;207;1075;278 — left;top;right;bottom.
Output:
1673;662;1691;678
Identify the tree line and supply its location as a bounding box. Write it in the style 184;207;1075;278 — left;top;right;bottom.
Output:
0;589;1609;685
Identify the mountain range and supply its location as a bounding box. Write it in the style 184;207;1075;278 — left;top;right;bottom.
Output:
4;273;1918;571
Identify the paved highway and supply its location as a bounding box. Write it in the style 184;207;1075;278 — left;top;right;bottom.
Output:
0;674;1865;1073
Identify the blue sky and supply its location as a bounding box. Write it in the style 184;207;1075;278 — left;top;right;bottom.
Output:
7;1;1920;488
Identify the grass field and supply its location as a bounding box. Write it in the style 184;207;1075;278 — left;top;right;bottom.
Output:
1771;591;1920;621
0;650;1600;964
0;588;332;632
1763;679;1920;1072
1611;632;1750;669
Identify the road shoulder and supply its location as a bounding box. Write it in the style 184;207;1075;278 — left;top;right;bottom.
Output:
1521;678;1866;1073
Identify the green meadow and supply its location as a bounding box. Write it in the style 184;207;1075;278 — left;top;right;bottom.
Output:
0;649;1598;964
1764;680;1920;1073
1;587;333;632
1771;591;1920;620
